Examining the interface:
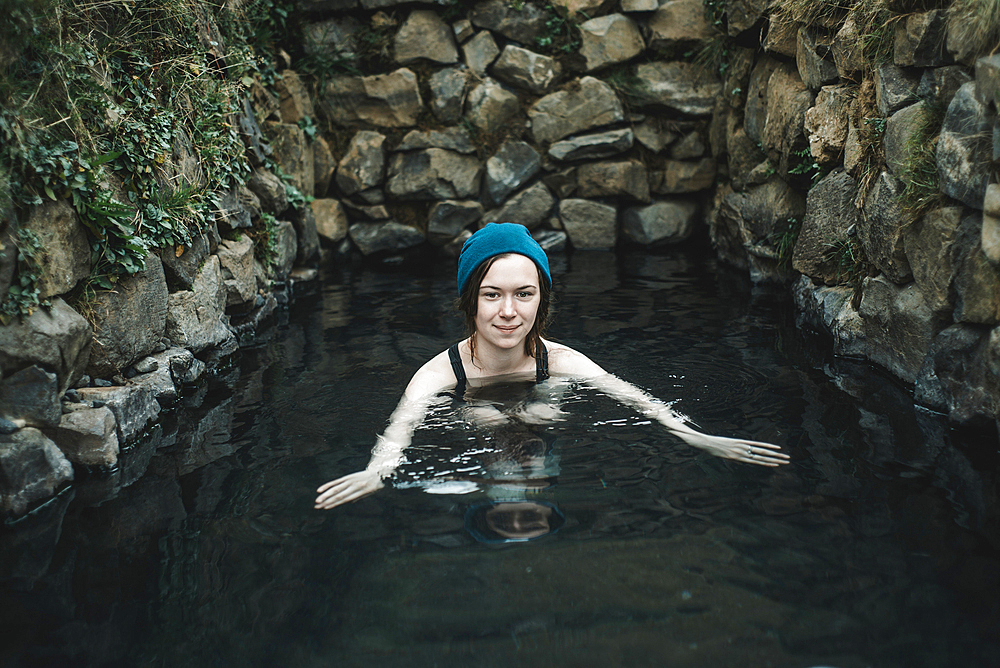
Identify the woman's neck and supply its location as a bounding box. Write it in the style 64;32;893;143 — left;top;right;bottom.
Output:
467;334;534;377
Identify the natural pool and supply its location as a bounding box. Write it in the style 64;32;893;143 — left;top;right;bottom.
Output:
2;244;999;667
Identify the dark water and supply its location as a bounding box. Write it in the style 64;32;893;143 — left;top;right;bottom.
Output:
2;246;999;668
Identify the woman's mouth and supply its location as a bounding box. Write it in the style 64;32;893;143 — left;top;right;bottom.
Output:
494;324;520;333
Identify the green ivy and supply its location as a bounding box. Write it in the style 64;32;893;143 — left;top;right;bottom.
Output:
0;228;48;324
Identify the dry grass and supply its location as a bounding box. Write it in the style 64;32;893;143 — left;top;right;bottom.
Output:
948;0;1000;59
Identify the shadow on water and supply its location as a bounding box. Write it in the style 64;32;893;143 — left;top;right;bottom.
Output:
2;244;999;668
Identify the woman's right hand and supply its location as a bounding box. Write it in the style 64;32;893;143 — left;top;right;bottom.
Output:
315;470;385;509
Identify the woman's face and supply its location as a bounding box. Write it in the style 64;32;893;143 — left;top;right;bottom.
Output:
474;254;540;353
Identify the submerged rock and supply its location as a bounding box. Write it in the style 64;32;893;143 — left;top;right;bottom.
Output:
0;428;73;517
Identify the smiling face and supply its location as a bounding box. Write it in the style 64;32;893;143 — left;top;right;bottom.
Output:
473;254;541;354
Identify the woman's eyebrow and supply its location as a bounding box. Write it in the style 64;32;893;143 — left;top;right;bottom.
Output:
480;284;537;291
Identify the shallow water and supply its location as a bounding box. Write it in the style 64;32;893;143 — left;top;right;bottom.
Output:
2;245;999;668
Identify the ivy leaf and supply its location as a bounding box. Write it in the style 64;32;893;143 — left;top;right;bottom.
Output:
44;185;56;200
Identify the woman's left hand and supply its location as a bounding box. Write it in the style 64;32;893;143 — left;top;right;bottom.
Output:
315;470;385;509
681;433;790;467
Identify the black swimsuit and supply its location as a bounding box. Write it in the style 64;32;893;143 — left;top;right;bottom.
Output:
448;342;549;397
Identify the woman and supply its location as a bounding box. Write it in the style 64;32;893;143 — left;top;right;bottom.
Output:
315;223;789;510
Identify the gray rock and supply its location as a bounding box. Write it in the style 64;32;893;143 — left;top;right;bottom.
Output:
265;121;314;198
428;201;483;245
321;68;423;127
744;56;784;144
466;78;521;133
894;9;950;68
483;182;556;230
169;128;207;192
984;184;1000;264
469;0;549;45
917;65;972;105
492;45;562;94
213;186;254;231
0;418;17;434
246;169;289;217
47;405;119;467
622;200;698;245
670;130;705;159
832;14;865;79
937;82;991;210
559;199;618;250
859;275;944;384
161;228;214;291
727;128;766;190
314;135;336;197
23;200;90;300
577;159;650;202
533;228;567;252
861;171;914;284
397;127;475;154
153;347;203;386
132;357;158;375
764;13;798;58
275;69;316;124
429;67;468;125
548;128;634;162
915;324;999;424
453;19;474;43
761;63;815;176
528;76;624;144
386;149;482;200
165;256;232;353
635;62;723;117
804;85;852;165
796;26;838;91
304;15;362;59
273;220;298;281
792;276;866;358
485;141;541;207
291;201;321;264
903;206;966;314
349;221;425;256
336;131;387;196
954;220;1000;325
341;201;390;221
236;95;271;168
76;383;160;445
0;365;60;428
875;64;921;116
311;199;349;244
394;10;458;65
87;254;169;378
977;54;1000;106
463;31;501;78
0;428;73;517
792;170;860;285
0;224;14;303
0;298;91;395
645;1;713;53
578;13;644;71
651;158;716;194
634;117;676;152
885;101;934;178
621;0;658;10
542;168;578;199
217;237;256;308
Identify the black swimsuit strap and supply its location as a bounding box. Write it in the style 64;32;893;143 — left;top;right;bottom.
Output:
536;342;549;383
449;341;549;395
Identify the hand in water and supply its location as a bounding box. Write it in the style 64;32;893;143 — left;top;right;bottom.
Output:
681;433;790;467
315;470;384;509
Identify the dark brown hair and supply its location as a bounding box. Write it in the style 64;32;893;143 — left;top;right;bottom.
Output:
457;253;552;368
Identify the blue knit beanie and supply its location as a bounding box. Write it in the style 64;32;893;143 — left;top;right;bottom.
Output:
457;223;551;295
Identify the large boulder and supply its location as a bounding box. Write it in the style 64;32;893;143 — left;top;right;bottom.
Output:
314;135;336;197
336;131;387;196
622;200;698;246
265;122;314;198
792;277;866;359
651;158;716;194
884;101;933;178
465;78;521;134
578;13;644;71
469;0;549;44
23;200;90;300
0;298;91;395
559;199;618;250
915;324;1000;425
429;66;469;124
483;182;556;230
303;15;362;60
634;62;723;117
291;203;321;264
744;56;784;144
796;26;838;91
311;199;349;244
492;45;562;94
761;63;814;176
903;204;967;315
246;169;288;217
894;9;950;68
937;82;991;210
984;184;1000;264
394;10;458;65
275;69;315;124
76;383;160;445
484;141;541;208
87;253;169;378
954;223;1000;325
348;221;425;256
875;64;921;116
216;237;256;308
160;226;217;291
463;31;501;77
321;68;423;127
804;85;852;166
164;255;232;353
0;365;60;428
47;405;119;467
792;170;861;285
428;201;483;245
645;1;713;54
528;76;624;144
0;428;73;517
861;172;914;284
386;149;482;200
577;160;650;202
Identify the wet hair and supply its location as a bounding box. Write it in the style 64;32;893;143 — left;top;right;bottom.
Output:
457;253;552;367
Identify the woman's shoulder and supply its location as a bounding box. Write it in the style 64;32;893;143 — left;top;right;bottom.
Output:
542;339;606;378
404;346;461;398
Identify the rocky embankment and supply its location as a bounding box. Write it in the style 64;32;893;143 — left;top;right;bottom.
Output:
2;0;999;518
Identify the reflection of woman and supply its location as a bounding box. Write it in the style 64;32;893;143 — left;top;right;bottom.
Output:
315;223;788;510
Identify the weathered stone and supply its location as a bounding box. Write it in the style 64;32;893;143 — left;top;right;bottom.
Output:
0;428;73;517
165;256;232;353
237;94;271;168
304;16;362;59
311;199;349;244
0;365;60;428
559;199;618;250
395;10;458;64
764;14;798;58
578;13;644;71
250;80;279;123
861;172;914;284
552;0;612;16
548;128;633;162
76;383;160;445
859;275;943;384
670;131;705;160
954;219;1000;325
397;127;475;154
894;9;950;68
23;200;90;300
246;169;289;217
130;355;177;405
275;70;315;124
903;206;965;314
291;203;321;264
349;221;425;256
622;200;698;245
792;170;860;285
915;324;1000;424
725;0;769;38
832;14;865;79
884;101;931;178
87;254;169;378
634;62;723;117
429;67;469;124
937;82;991;210
321;68;423;127
744;56;783;144
646;1;713;53
466;78;521;133
485;141;541;207
272;220;297;280
213;186;254;231
170;128;207;192
761;63;815;176
976;54;1000;106
917;65;972;106
238;185;262;224
161;229;213;291
313;135;336;198
621;0;657;10
154;346;203;386
528;76;624;144
727;128;766;191
492;45;562;94
386;149;482;200
577;160;650;202
453;19;474;43
651;158;716;194
843;122;862;177
483;182;556;230
469;0;549;45
0;298;91;395
633;117;676;152
983;184;1000;264
216;237;256;308
336;131;387;196
804;85;852;165
792;277;866;359
463;31;501;77
875;64;921;116
428;201;483;245
48;406;119;467
265;122;313;198
341;201;390;221
796;26;838;91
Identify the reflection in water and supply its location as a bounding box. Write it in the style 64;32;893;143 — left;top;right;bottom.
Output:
1;246;999;667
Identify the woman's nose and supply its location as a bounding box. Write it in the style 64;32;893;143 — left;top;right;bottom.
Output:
500;296;515;317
